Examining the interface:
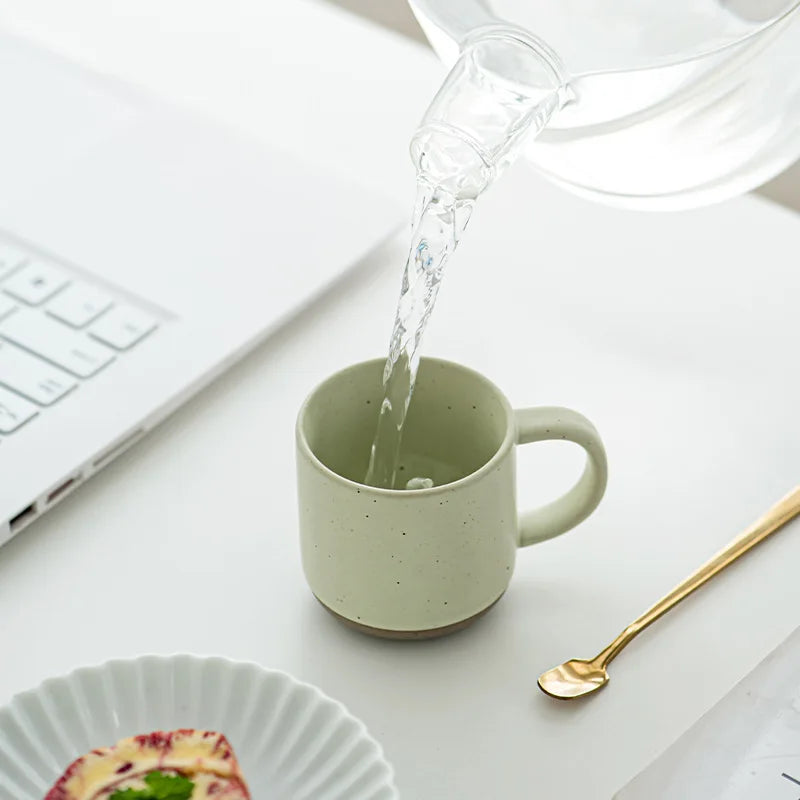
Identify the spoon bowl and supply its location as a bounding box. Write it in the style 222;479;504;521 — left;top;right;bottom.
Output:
537;658;609;699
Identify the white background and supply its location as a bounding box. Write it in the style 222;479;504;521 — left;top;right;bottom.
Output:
1;2;800;798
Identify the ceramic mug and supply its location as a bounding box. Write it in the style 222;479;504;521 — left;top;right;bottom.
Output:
296;357;607;638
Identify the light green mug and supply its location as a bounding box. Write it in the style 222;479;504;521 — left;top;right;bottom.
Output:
296;358;607;639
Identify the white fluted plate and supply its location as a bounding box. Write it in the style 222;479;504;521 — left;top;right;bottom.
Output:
0;655;398;800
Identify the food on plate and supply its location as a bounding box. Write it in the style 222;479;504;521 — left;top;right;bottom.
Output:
45;729;250;799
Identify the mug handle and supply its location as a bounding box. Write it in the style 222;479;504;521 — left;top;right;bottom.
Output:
515;406;608;547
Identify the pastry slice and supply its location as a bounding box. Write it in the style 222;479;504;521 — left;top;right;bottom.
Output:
45;729;251;799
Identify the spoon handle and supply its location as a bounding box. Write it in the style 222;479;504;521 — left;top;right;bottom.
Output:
598;485;800;666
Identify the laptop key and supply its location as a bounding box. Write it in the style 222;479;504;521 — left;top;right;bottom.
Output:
3;260;69;305
0;296;16;321
90;306;157;350
47;284;113;328
0;385;38;433
0;309;114;378
0;244;28;281
0;340;76;405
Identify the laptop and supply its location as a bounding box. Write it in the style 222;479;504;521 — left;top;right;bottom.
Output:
0;32;400;545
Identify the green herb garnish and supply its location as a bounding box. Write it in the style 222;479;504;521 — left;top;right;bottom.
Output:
109;770;194;800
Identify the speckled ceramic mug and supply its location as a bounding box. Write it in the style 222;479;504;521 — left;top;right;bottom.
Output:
296;357;607;639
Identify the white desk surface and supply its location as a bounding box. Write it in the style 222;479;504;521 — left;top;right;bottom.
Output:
2;3;800;799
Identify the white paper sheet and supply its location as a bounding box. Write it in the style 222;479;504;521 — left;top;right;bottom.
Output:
616;626;800;799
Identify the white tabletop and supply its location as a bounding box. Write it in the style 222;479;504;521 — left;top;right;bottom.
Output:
2;3;800;799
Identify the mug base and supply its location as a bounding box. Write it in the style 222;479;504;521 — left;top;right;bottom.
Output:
315;593;504;640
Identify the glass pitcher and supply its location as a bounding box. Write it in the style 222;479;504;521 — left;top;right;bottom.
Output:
407;0;800;209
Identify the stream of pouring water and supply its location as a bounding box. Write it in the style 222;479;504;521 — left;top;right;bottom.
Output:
364;180;473;489
363;31;566;489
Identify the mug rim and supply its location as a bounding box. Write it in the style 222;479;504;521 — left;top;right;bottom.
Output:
296;356;516;496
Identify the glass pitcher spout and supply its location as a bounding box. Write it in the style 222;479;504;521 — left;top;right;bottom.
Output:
410;26;571;200
410;0;800;209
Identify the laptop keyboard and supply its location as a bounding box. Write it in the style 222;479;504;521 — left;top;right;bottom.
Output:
0;240;158;438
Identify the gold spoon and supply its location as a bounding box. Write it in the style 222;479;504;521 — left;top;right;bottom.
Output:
538;485;800;700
